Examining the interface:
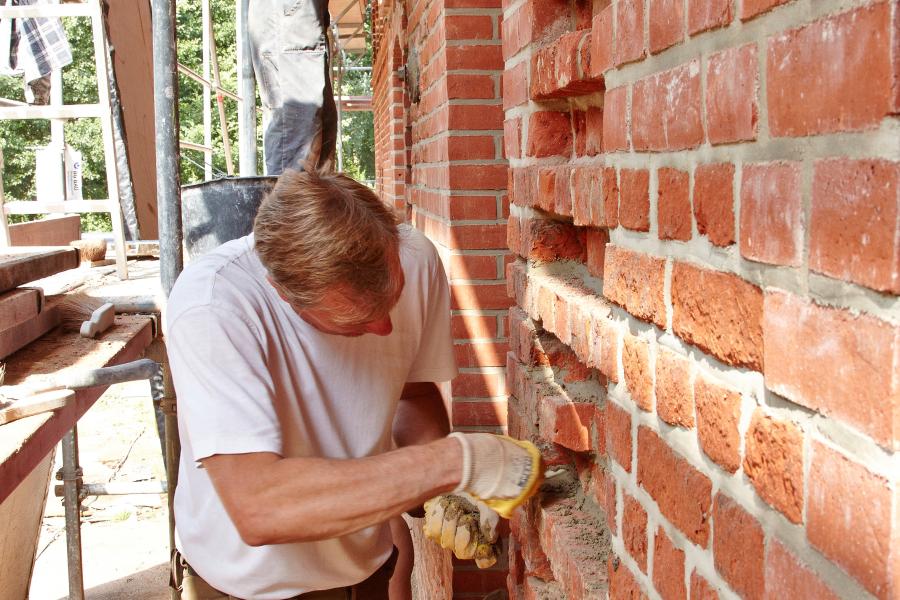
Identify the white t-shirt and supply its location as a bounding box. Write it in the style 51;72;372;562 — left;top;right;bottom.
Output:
165;225;457;599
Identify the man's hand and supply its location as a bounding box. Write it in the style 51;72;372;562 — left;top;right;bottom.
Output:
448;433;544;518
423;494;500;568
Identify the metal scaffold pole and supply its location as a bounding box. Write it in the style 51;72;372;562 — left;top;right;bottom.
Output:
152;0;183;296
236;0;257;176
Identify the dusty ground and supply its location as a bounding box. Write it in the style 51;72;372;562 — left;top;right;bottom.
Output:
28;379;171;600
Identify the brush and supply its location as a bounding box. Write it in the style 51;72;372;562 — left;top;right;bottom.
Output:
69;239;108;263
53;292;116;338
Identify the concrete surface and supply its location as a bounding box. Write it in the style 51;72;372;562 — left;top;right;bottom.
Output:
28;379;170;600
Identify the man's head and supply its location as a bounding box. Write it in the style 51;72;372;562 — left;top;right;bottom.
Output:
254;169;403;337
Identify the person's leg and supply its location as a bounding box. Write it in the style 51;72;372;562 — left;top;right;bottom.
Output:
248;0;335;175
352;547;399;600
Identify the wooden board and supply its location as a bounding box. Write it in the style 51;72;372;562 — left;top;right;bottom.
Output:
0;389;73;425
0;315;153;504
8;215;81;247
0;288;43;332
106;0;158;240
0;247;78;294
0;297;61;360
0;450;54;600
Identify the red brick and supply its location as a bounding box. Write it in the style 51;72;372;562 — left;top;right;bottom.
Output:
619;169;650;232
740;162;802;266
655;347;694;428
609;557;649;600
586;228;608;278
767;3;894;136
455;341;508;368
688;0;732;34
511;507;553;581
741;0;789;20
590;6;614;76
452;313;498;340
607;401;633;471
650;0;685;54
603;245;666;328
616;0;646;65
591;463;617;531
713;494;765;600
637;426;712;547
653;528;687;600
452;398;508;426
447;73;496;100
743;409;803;523
504;118;522;159
657;168;691;241
633;61;703;151
690;572;720;599
808;442;895;599
694;375;742;473
453;372;505;398
593;317;620;383
446;44;503;70
764;539;840;600
763;290;899;449
449;253;498;281
583;107;604;156
672;262;764;370
707;44;758;144
517;216;587;263
503;60;529;110
623;335;654;412
810;159;900;294
623;493;649;572
602;86;629;152
445;14;494;40
448;164;508;189
693;163;735;247
603;167;620;228
527;111;573;158
539;396;594;452
452;283;516;309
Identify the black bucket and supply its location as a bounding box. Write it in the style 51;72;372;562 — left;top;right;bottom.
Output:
181;176;277;260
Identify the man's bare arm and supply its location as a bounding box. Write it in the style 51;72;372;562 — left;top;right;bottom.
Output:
202;437;461;547
393;381;450;447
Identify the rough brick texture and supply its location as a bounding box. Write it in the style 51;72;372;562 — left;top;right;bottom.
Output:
603;245;666;328
764;540;840;600
810;159;899;294
764;290;899;449
743;409;804;523
654;347;694;429
653;528;687;600
808;442;896;599
672;262;764;371
657;168;691;241
638;427;712;546
713;494;765;600
693;163;735;247
694;375;742;473
740;162;802;267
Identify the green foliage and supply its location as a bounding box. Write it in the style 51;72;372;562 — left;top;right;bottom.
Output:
0;3;375;234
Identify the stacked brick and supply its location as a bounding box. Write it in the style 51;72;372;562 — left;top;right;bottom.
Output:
502;0;899;599
373;0;512;597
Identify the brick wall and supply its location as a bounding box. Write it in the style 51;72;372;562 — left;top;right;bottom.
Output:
375;0;900;598
373;0;512;597
502;0;899;598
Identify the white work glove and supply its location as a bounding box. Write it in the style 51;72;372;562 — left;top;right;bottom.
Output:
423;493;501;568
448;432;544;518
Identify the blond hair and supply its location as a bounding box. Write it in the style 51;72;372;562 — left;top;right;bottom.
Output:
254;169;400;320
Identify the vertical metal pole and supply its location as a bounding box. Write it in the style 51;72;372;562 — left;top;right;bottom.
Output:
61;426;84;600
202;0;212;180
152;0;183;296
236;0;257;176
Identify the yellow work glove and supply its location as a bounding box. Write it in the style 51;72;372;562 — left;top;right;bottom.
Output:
423;493;501;568
447;432;544;518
